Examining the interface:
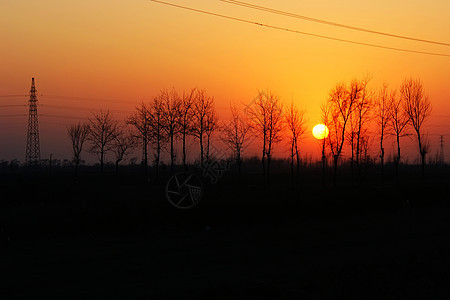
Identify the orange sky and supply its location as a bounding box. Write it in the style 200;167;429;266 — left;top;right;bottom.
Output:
1;0;450;163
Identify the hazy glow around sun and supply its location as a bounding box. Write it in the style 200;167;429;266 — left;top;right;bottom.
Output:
312;124;329;140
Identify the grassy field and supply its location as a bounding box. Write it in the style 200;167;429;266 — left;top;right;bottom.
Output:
1;164;450;298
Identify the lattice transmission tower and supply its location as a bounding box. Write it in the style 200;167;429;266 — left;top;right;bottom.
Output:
25;77;41;165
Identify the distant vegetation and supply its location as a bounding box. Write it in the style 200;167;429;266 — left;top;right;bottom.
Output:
2;76;436;185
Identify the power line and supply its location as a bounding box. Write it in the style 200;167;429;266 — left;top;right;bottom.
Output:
0;114;26;117
0;95;27;98
39;104;134;115
39;114;87;120
42;95;138;105
220;0;450;47
149;0;450;58
0;104;26;108
40;104;98;112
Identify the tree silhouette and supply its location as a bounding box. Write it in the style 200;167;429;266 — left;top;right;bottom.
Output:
178;88;195;171
88;110;118;174
220;103;252;180
149;95;166;180
127;102;151;179
246;90;283;183
389;89;409;179
112;124;137;176
347;101;358;183
326;83;357;185
352;77;373;181
375;83;392;178
265;93;284;182
320;102;331;184
204;108;219;162
161;89;181;172
285;101;307;183
67;122;90;178
401;77;432;177
191;89;214;166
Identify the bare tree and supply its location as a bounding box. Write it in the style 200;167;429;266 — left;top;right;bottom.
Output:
353;77;373;180
265;94;284;181
149;95;166;180
191;89;214;165
246;90;284;183
375;83;392;178
67;122;90;178
246;91;268;178
285;101;307;183
88;110;118;174
161;88;181;172
326;82;357;185
178;88;195;170
127;101;151;179
220;103;252;180
360;129;373;165
112;124;137;176
389;89;410;178
320;102;331;184
205;108;219;162
346;104;358;182
401;77;432;177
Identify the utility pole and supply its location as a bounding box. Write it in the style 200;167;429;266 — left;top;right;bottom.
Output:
25;77;41;165
440;135;445;165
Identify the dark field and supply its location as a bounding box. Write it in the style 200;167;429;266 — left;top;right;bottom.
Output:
1;164;450;299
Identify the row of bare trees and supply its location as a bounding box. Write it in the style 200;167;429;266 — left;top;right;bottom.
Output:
68;88;220;179
245;91;307;183
126;88;218;179
67;77;431;184
322;76;432;184
66;88;309;182
67;110;137;177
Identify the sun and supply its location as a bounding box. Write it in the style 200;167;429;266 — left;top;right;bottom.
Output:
312;124;329;140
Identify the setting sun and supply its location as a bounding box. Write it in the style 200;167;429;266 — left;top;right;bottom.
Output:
312;124;329;140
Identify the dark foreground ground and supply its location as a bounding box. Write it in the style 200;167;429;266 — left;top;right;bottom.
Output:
1;166;450;299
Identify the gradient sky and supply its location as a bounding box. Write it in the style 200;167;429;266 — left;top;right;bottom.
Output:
1;0;450;163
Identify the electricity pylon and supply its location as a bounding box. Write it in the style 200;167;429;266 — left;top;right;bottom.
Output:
25;77;41;165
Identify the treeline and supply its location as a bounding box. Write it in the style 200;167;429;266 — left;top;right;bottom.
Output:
64;76;432;183
321;76;432;184
65;87;307;182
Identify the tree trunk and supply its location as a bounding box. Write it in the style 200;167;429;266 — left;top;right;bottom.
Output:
206;134;211;162
380;133;385;179
350;137;355;186
417;133;425;178
182;132;187;171
261;138;266;181
100;147;104;175
237;151;242;183
396;134;401;181
290;140;294;186
199;134;204;166
156;137;161;181
322;139;326;185
170;134;174;173
115;159;122;177
143;137;148;180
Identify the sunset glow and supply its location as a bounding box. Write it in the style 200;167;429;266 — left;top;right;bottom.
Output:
1;0;450;163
